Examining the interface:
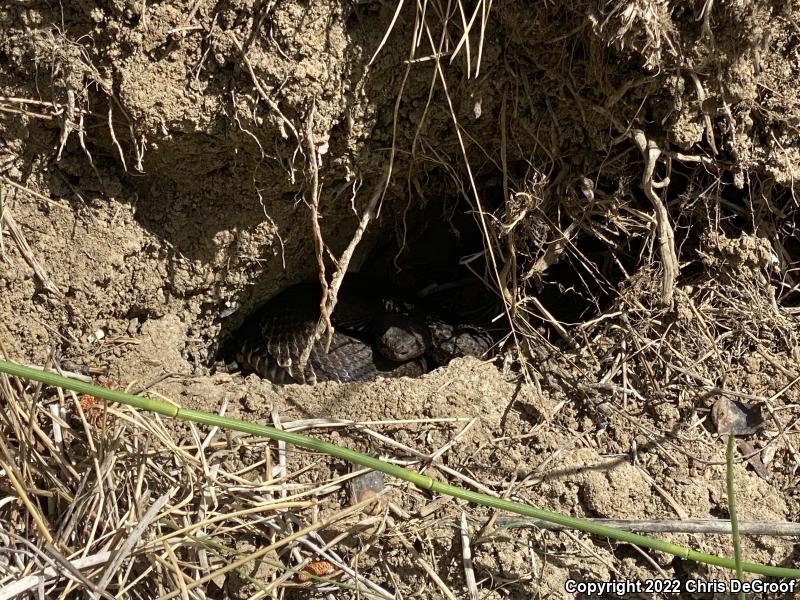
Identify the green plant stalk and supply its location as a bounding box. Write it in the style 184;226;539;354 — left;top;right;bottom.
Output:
727;435;745;598
1;359;798;579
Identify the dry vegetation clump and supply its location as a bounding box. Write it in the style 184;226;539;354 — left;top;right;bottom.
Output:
0;374;425;598
567;229;798;436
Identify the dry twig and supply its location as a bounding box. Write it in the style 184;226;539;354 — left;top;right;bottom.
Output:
0;207;63;297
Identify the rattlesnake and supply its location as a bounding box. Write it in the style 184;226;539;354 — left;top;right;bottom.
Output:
235;279;493;384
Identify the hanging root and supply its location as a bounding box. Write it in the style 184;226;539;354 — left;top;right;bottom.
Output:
631;128;679;306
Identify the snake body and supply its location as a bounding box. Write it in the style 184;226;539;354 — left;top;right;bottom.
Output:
235;280;492;385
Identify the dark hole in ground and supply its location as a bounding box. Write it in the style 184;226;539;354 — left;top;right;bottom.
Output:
213;178;645;374
533;229;644;325
215;156;790;376
214;193;510;378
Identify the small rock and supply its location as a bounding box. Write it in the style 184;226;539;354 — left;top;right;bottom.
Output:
711;397;764;436
349;469;385;505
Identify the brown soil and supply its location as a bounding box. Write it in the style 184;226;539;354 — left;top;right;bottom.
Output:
1;1;799;598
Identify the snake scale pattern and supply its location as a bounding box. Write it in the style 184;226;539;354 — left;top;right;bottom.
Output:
235;280;492;385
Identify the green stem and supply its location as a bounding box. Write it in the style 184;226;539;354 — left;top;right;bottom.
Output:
727;435;745;598
1;359;798;579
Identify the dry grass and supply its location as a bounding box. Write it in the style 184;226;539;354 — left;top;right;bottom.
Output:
0;373;397;598
1;369;532;598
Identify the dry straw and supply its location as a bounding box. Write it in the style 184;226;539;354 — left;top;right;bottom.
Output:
0;360;800;598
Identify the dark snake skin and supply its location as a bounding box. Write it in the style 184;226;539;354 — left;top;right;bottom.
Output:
235;280;492;385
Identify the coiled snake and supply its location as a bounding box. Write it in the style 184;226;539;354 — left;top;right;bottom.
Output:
235;280;493;385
